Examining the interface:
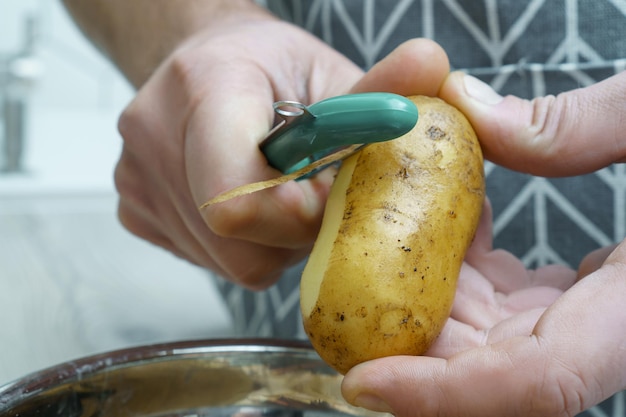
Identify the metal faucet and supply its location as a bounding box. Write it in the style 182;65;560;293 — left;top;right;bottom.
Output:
1;14;42;173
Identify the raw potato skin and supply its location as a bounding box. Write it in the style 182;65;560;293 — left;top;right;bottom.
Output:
300;96;485;375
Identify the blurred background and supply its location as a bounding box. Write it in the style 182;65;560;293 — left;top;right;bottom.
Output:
0;0;233;385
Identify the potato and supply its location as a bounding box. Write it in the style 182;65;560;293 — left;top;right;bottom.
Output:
300;95;485;374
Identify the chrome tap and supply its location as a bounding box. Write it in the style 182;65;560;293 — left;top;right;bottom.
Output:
1;14;43;173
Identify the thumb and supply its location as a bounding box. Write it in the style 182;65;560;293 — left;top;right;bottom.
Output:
439;70;626;176
350;38;450;96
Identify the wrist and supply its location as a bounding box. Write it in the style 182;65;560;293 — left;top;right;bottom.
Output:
63;0;276;87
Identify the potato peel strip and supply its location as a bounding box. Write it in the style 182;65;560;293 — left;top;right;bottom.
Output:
199;145;363;209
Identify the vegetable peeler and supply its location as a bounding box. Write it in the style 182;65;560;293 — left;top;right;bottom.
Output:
259;92;418;175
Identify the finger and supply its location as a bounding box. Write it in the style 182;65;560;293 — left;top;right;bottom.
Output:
423;307;544;358
188;61;345;250
116;195;220;272
464;198;494;259
350;38;450;96
114;149;226;270
578;243;619;279
452;259;573;330
464;199;577;293
423;318;484;358
189;96;335;248
463;199;538;293
117;199;204;266
451;262;503;328
451;262;563;329
439;70;626;176
469;248;576;293
343;336;608;417
342;338;550;417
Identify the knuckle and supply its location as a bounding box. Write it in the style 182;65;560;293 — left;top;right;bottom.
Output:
117;99;153;153
527;93;578;163
117;105;138;142
167;46;212;103
116;202;145;241
113;158;157;226
113;154;134;197
529;364;590;416
169;47;200;84
116;205;133;231
112;159;126;193
116;47;205;145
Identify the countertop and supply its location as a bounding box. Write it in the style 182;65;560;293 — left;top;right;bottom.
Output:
0;192;233;386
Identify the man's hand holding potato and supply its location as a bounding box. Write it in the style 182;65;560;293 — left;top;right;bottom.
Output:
63;1;450;289
111;16;362;289
62;1;626;413
341;68;626;416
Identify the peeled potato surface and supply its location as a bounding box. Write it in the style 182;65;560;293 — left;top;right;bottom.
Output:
300;96;485;374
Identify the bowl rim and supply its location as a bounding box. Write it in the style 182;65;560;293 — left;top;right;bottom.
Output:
0;338;316;410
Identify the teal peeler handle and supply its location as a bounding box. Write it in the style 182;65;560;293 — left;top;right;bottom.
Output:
260;92;418;174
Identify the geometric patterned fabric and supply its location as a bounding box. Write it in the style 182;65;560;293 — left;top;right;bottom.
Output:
214;2;626;415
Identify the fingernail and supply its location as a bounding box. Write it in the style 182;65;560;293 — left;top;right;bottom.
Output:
354;393;394;414
463;74;503;105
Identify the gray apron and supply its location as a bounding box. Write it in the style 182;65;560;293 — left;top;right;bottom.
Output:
215;2;626;415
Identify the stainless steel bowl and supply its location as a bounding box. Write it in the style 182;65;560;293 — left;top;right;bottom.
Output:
0;339;383;417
